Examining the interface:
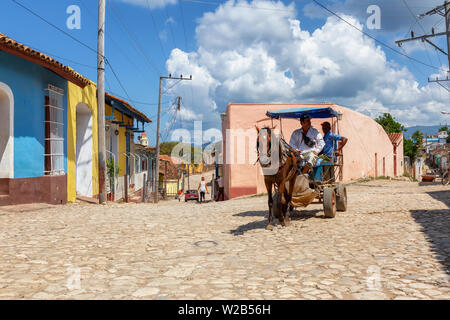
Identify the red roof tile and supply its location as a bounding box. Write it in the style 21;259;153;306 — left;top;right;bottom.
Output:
0;32;90;88
388;133;403;145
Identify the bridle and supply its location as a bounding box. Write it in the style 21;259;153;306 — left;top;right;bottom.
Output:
256;127;273;167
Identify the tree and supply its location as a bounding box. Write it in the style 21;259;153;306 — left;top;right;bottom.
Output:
375;113;406;133
404;130;423;162
411;130;423;146
404;139;417;162
160;141;203;163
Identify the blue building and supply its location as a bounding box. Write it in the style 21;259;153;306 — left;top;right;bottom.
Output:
0;32;90;205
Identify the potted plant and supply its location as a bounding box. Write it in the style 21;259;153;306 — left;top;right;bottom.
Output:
106;158;120;201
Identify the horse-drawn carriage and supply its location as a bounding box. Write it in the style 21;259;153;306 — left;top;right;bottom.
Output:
256;107;348;229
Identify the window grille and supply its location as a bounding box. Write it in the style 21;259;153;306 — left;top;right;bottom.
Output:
44;84;64;176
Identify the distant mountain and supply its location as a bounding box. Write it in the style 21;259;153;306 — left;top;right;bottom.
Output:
405;125;446;139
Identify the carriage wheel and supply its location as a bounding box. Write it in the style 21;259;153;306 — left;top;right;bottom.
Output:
336;183;348;212
442;173;449;186
323;187;336;218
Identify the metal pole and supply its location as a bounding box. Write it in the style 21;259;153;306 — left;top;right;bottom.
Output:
124;174;128;203
164;161;167;200
97;0;106;204
446;1;450;73
142;173;146;203
154;76;163;203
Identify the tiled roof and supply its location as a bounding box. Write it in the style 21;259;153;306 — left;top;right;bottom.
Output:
388;133;403;145
159;155;174;163
105;92;152;123
0;32;90;88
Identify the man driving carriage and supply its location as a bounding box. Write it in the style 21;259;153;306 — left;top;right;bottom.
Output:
289;114;325;174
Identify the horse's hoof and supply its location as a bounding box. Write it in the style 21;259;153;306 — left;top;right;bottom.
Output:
266;224;274;231
280;221;286;227
285;220;291;226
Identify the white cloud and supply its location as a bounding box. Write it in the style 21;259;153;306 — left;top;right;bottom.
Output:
303;0;444;33
116;0;177;9
165;0;449;133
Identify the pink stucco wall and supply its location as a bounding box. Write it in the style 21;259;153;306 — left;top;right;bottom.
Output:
221;103;404;199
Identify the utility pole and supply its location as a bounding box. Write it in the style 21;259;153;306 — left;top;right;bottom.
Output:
396;1;450;86
154;74;192;203
97;0;107;204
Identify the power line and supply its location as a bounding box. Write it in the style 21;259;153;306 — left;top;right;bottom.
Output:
105;58;132;103
163;0;177;49
78;0;153;84
183;0;295;13
11;0;99;56
178;0;189;50
109;0;161;75
312;0;442;71
402;0;436;69
145;0;168;61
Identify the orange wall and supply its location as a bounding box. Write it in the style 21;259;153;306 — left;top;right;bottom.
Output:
222;103;403;199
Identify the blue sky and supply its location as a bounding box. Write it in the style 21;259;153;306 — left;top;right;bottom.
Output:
1;0;449;146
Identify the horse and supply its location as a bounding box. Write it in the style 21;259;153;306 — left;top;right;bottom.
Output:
256;126;300;230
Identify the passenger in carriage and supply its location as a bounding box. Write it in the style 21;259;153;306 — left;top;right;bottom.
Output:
289;114;325;174
320;121;348;161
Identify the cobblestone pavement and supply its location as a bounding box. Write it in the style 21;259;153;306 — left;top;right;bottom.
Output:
0;180;449;300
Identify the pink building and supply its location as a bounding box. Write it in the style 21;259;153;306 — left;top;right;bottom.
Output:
221;103;404;200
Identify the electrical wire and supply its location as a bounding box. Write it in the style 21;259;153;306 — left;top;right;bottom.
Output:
163;0;177;49
312;0;442;71
178;0;189;50
10;0;99;56
109;0;161;75
402;0;436;71
145;0;168;61
78;0;153;84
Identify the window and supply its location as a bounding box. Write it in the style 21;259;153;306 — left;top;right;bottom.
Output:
44;85;64;175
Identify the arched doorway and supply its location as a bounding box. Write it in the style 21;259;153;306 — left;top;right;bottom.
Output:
76;103;93;197
0;82;14;179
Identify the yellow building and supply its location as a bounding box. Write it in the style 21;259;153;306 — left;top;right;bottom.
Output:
104;93;152;201
67;81;99;202
66;88;151;203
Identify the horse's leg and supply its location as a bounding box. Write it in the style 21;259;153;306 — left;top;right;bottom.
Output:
278;180;287;227
266;180;274;230
285;171;297;226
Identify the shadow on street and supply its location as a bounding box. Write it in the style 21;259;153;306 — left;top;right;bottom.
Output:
410;189;450;276
230;209;322;235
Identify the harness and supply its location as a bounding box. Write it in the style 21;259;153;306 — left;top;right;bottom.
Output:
257;129;300;178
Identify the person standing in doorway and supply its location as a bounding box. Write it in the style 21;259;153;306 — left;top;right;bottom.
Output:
215;175;224;201
198;176;208;203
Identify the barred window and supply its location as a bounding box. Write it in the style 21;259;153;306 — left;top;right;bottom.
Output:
44;85;64;175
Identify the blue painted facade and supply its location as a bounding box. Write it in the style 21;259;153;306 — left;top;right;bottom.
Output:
0;51;68;178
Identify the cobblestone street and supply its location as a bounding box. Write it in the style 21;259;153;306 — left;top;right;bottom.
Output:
0;180;449;300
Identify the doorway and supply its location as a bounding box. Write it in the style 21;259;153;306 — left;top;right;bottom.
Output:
0;82;14;179
76;103;93;197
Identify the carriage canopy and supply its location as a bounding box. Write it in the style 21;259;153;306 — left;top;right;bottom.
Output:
266;107;339;119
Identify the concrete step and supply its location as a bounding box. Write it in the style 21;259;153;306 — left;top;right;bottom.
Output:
0;179;9;196
0;195;10;206
76;195;99;204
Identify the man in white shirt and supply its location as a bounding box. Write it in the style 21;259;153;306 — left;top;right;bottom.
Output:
289;114;325;174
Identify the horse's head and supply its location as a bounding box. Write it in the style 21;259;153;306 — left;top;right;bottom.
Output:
256;125;275;167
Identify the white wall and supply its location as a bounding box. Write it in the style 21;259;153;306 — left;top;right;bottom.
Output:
76;103;93;197
0;82;14;179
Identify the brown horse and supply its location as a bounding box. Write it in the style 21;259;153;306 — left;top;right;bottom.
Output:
256;126;300;230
